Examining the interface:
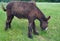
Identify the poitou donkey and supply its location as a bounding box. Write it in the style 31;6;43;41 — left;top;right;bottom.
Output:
2;1;50;38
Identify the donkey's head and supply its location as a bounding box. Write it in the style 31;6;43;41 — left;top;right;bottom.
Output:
40;16;50;30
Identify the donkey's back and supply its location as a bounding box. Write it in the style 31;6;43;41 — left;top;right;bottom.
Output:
6;1;36;18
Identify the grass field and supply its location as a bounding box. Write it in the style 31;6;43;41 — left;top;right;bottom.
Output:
0;2;60;41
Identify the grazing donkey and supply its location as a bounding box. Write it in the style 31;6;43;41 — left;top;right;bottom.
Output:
2;1;50;38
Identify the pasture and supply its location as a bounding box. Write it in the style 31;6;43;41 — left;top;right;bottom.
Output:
0;2;60;41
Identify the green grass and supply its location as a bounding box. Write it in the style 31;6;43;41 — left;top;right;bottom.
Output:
0;2;60;41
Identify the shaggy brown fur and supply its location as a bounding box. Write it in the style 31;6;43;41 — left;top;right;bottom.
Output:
2;1;50;38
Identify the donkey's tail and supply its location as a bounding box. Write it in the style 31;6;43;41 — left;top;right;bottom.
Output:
2;4;6;11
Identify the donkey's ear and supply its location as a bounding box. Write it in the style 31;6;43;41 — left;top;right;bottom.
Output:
47;16;51;21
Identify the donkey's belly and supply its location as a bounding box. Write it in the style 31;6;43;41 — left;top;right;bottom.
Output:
13;13;28;19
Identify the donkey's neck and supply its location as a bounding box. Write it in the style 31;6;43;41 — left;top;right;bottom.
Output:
36;7;47;21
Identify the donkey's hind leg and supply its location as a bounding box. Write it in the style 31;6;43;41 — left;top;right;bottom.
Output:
5;15;14;30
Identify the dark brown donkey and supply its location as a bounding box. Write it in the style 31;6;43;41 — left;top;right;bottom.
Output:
2;1;50;38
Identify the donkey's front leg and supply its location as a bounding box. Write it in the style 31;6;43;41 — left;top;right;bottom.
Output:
28;20;33;38
32;21;39;35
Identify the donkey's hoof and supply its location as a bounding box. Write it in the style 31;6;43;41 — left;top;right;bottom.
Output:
5;29;7;31
28;35;33;39
5;28;8;31
34;32;39;35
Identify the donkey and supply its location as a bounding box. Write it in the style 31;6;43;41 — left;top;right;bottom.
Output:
2;1;50;38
